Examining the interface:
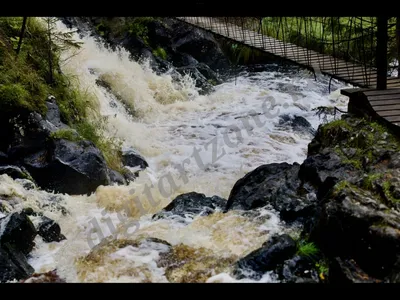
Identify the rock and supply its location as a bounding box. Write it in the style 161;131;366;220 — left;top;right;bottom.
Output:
0;243;34;283
21;269;66;283
278;115;316;136
234;234;297;280
37;216;66;243
298;150;360;198
0;165;33;181
122;149;148;170
42;96;69;132
309;184;400;279
153;192;226;221
175;66;214;94
0;212;37;255
328;257;382;283
0;152;8;165
108;169;127;185
23;139;110;195
225;162;317;224
171;52;198;67
170;20;230;72
281;255;320;283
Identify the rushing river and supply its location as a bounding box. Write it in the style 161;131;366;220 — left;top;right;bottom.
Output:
1;20;351;282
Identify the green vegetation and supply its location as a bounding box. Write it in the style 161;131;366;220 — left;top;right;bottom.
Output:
0;17;123;172
152;46;167;60
362;173;383;190
297;241;319;259
50;128;82;142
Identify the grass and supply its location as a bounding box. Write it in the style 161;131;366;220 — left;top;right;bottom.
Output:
0;17;123;172
152;47;167;60
296;240;319;259
50;128;82;142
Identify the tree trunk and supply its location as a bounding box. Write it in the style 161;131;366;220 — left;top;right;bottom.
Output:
16;17;28;56
47;18;53;85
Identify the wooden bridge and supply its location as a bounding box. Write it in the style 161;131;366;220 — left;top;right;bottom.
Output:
176;17;400;130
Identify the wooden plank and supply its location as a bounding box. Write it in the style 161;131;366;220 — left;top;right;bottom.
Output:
373;104;400;111
369;94;400;101
364;89;400;96
384;115;400;122
370;100;400;107
376;110;400;117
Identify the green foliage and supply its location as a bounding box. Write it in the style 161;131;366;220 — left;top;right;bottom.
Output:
362;173;383;190
152;47;167;60
297;240;319;259
50;129;82;142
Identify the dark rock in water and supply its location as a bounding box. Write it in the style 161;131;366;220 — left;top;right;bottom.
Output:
153;192;226;221
171;52;198;68
309;184;400;280
281;255;320;283
22;207;40;217
176;65;214;94
108;169;127;185
122;149;148;170
278;115;316;136
0;212;37;255
170;20;230;72
0;243;34;283
43;96;69;132
225;162;317;224
234;234;297;280
0;165;32;181
328;257;382;283
24;139;110;195
0;152;8;165
38;217;66;243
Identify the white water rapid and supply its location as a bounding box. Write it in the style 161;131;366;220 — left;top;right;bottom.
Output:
1;19;351;283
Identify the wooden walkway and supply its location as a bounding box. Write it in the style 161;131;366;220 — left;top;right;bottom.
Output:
177;17;400;89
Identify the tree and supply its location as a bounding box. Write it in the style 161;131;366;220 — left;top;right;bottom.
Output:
15;16;27;56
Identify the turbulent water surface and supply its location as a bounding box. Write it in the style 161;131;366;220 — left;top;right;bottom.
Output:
2;20;351;283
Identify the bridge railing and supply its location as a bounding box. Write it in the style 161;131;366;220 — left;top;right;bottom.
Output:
177;17;399;89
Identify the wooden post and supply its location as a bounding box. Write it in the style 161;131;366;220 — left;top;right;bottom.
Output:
376;16;388;90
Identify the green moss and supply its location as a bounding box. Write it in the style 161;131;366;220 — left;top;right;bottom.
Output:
152;47;167;60
382;181;400;203
50;129;82;142
321;118;352;134
333;180;351;195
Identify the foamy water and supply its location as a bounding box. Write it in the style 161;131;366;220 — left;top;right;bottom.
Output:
1;18;351;283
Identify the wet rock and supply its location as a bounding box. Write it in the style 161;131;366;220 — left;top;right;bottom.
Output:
278;115;316;136
234;234;297;280
298;150;360;198
24;139;110;195
309;184;400;279
225;162;317;223
0;243;34;283
108;169;127;185
176;65;214;94
22;269;66;283
281;255;320;283
153;192;226;221
0;165;32;181
0;212;37;255
122;148;148;170
328;258;382;283
37;216;66;243
42;96;69;132
171;52;198;67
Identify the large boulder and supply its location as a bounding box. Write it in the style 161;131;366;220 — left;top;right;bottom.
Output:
0;243;34;283
23;139;110;195
225;162;317;224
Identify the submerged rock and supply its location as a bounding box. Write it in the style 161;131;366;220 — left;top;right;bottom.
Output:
278;114;316;136
152;192;226;221
0;165;33;181
234;234;297;280
122;148;148;170
225;162;317;224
